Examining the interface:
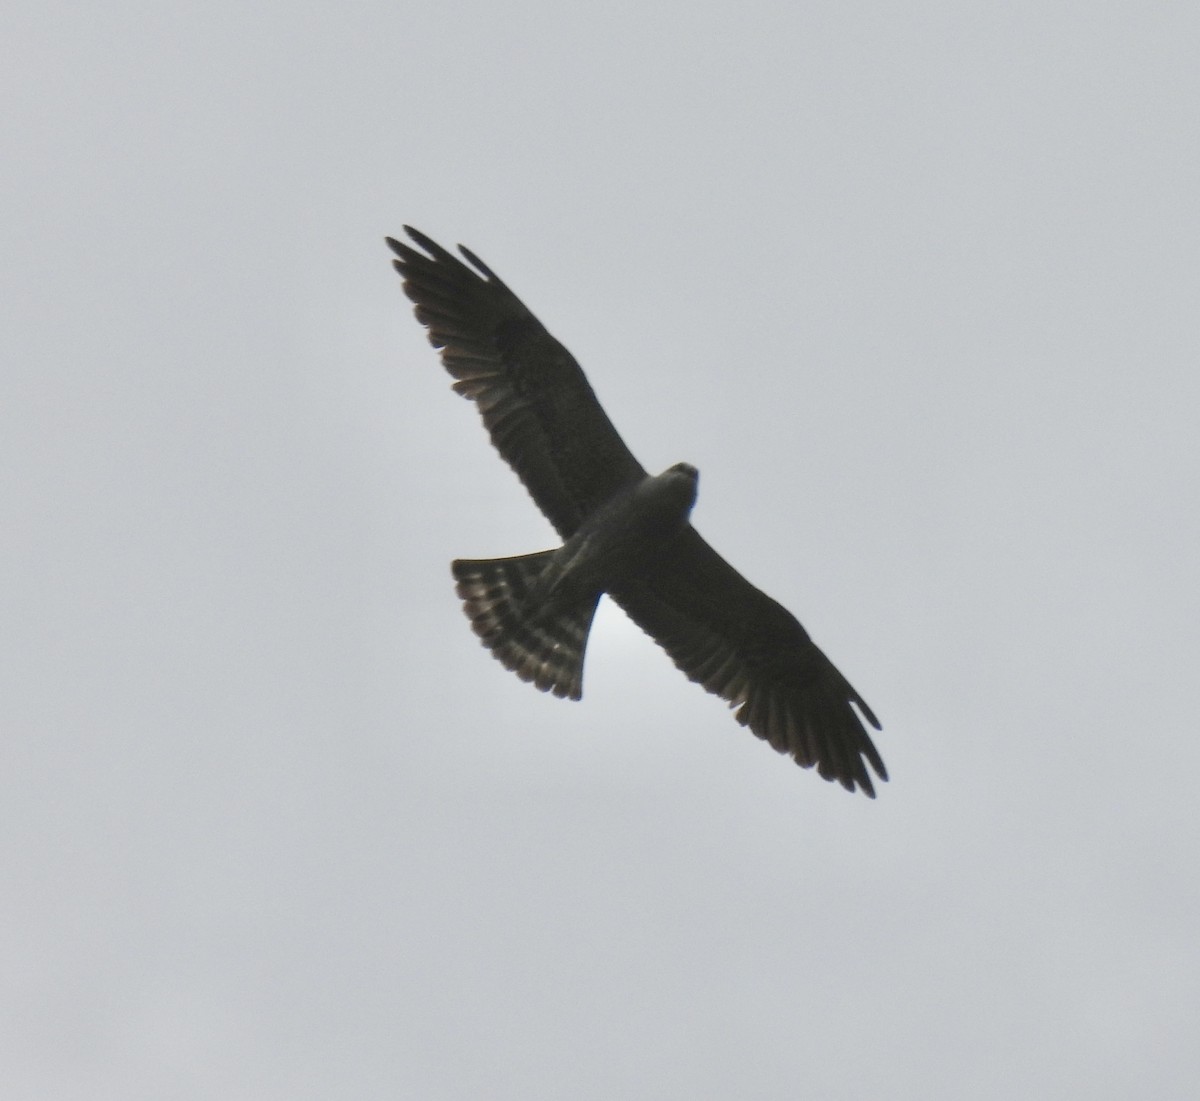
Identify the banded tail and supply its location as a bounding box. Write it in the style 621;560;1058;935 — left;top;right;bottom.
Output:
451;551;600;701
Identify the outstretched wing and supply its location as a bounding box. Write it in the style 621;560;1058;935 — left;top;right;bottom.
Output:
387;227;646;538
611;527;887;797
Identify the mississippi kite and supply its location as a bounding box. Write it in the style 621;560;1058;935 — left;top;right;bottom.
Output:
387;228;887;796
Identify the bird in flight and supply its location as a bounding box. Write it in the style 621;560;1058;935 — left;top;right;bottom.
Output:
386;227;887;796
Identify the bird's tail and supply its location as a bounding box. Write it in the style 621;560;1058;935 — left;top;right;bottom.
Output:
451;551;599;701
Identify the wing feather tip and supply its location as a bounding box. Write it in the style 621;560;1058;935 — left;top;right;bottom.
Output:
457;243;497;281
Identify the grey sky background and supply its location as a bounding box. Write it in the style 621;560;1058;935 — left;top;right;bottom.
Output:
4;2;1198;1097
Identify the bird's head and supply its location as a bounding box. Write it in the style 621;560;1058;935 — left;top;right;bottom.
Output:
655;462;699;517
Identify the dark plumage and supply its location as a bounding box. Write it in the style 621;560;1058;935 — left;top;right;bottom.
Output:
387;227;887;796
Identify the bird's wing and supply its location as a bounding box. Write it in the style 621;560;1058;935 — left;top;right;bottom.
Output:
611;527;886;797
387;227;647;538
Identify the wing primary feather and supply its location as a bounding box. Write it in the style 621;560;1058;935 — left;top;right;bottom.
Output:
457;243;500;281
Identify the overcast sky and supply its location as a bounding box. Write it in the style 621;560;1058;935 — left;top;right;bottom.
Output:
4;2;1199;1098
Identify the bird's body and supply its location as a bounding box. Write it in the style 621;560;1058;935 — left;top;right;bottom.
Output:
451;463;699;703
387;227;887;796
550;462;700;600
